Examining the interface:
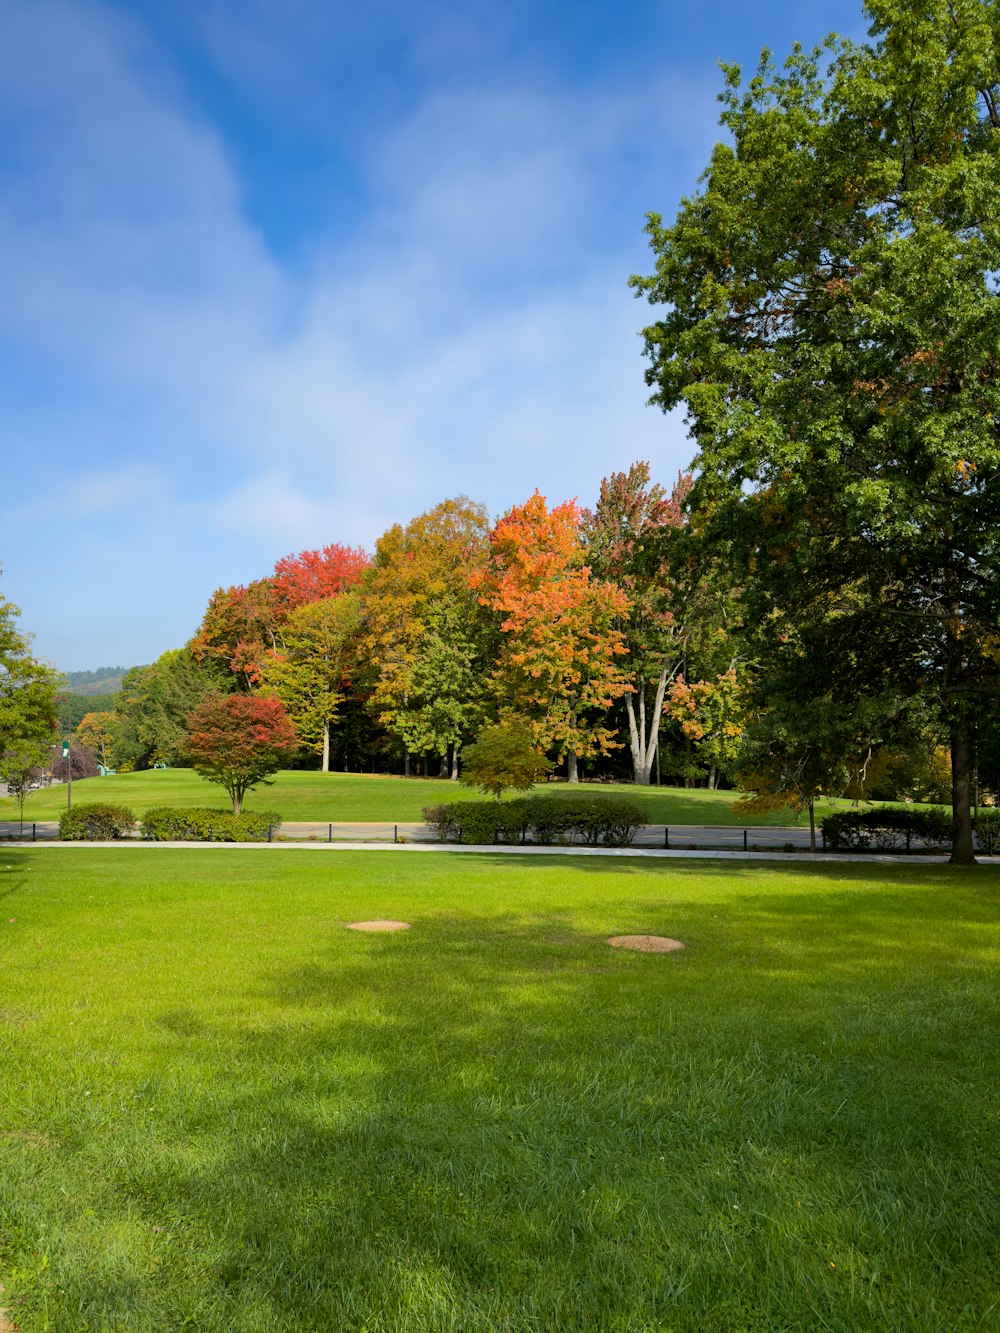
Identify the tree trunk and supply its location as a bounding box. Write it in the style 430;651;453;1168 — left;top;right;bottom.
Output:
451;745;460;781
708;765;718;790
439;752;448;778
322;719;330;774
808;797;816;852
404;752;411;778
625;665;675;785
949;714;977;865
567;706;580;782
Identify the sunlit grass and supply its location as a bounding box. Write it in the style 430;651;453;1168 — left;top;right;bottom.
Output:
0;849;997;1330
0;767;854;826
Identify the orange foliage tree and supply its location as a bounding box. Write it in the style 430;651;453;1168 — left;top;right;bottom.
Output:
476;491;631;781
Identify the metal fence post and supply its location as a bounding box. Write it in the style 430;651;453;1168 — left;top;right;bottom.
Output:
32;822;36;842
743;829;748;851
394;824;398;844
328;823;332;843
664;827;669;849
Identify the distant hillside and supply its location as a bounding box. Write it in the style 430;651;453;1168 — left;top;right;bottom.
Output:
59;665;146;695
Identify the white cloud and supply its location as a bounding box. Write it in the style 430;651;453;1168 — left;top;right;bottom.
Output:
0;0;710;662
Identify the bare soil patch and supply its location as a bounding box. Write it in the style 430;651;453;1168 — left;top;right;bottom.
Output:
607;935;685;953
345;920;411;932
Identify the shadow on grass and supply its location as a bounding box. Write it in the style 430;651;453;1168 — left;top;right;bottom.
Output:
3;860;998;1331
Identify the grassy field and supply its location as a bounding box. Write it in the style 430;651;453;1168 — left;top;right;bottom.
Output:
0;767;853;826
0;849;997;1331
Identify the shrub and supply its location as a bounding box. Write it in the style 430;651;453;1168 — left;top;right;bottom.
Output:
974;809;1000;855
421;804;463;842
141;807;281;842
424;795;643;847
59;803;136;841
821;806;952;852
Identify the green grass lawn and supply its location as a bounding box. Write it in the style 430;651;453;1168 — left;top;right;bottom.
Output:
0;767;852;826
0;849;997;1331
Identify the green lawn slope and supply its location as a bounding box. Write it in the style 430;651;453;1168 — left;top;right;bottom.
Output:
0;768;854;826
0;849;996;1330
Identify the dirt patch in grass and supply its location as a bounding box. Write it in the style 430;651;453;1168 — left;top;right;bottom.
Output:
345;920;411;932
607;935;685;953
0;1283;15;1332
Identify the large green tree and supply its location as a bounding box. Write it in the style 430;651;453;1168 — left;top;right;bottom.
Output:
0;590;59;810
113;648;229;770
632;0;1000;863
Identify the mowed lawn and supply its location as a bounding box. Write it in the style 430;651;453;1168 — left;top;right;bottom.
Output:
0;851;997;1331
0;767;851;826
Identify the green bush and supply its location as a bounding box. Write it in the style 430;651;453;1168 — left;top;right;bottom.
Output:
974;808;1000;855
424;795;643;847
141;807;281;842
421;804;463;842
59;803;136;841
821;806;952;852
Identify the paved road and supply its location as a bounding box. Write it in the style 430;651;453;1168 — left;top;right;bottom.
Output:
0;819;823;849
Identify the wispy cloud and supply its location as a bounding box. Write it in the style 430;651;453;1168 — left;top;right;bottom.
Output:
0;0;713;664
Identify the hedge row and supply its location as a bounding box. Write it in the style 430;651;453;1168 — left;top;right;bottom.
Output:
821;805;1000;853
423;796;644;847
141;807;282;842
59;803;136;840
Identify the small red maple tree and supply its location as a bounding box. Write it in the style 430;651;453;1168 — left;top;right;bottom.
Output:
184;694;298;814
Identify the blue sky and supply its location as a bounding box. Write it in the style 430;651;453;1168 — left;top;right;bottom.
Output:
1;0;864;670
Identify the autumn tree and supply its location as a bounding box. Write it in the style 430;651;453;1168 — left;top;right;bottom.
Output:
363;498;494;777
190;579;283;691
76;711;116;770
582;464;694;783
632;1;1000;862
271;543;369;611
664;666;745;789
184;694;298;814
259;592;362;772
477;491;631;781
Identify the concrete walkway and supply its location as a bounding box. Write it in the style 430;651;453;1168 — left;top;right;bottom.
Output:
2;838;993;865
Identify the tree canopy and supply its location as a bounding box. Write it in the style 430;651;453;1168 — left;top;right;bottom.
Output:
632;0;1000;861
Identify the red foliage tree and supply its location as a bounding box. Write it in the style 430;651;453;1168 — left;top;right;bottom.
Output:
272;544;370;611
184;694;298;813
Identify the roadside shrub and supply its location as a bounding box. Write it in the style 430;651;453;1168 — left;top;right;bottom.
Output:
59;803;136;841
424;795;643;847
822;806;952;852
421;804;463;842
974;809;1000;855
141;807;281;842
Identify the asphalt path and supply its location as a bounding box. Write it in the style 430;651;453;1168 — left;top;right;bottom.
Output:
0;819;821;850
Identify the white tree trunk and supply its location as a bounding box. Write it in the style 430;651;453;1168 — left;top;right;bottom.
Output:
322;719;330;774
625;664;677;785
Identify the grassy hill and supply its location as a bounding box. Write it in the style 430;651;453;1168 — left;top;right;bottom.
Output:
0;768;854;825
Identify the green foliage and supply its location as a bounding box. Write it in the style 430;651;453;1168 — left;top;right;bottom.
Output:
56;691;117;732
113;648;229;771
58;803;136;840
141;807;281;842
460;721;553;800
424;794;644;846
0;591;59;767
821;805;954;852
632;4;1000;863
974;808;1000;855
